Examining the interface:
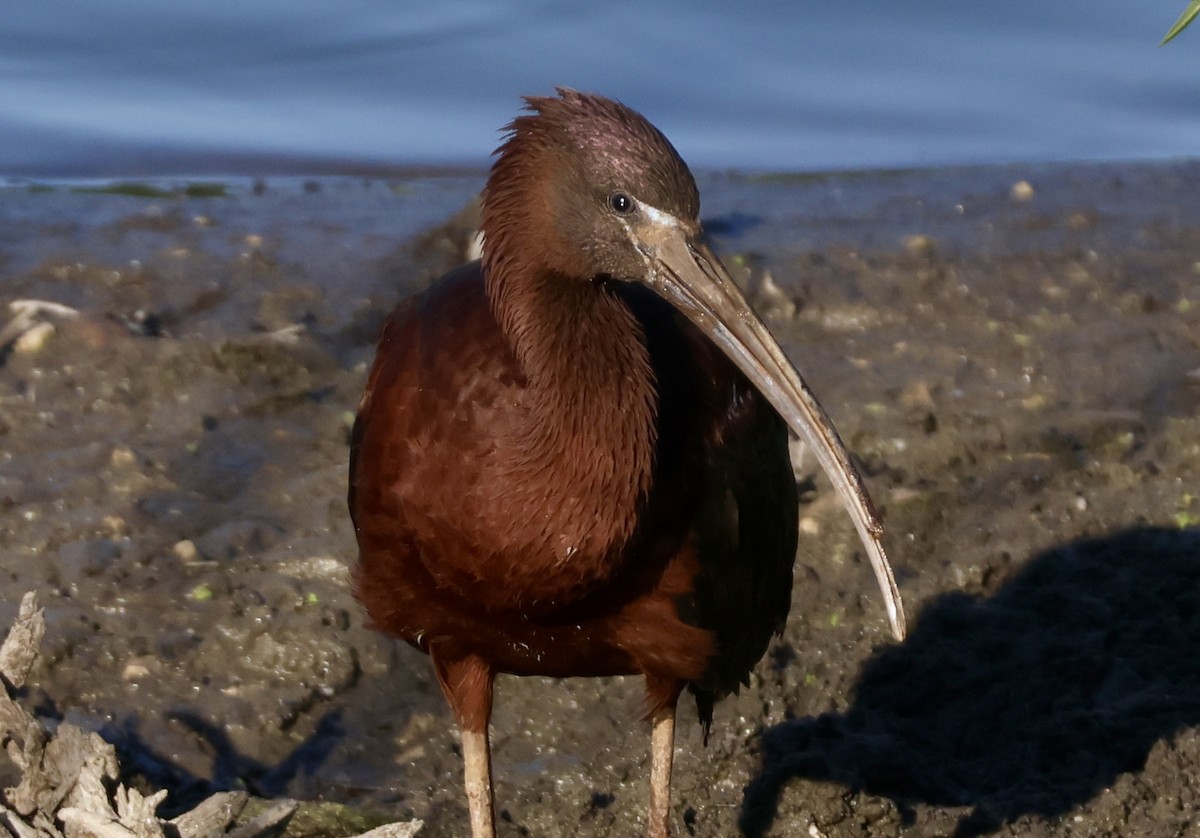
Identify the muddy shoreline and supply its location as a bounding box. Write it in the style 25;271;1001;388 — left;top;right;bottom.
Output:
2;159;1199;836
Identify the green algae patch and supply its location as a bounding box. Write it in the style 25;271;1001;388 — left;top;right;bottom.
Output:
743;165;934;186
1174;494;1200;529
69;181;229;199
184;182;228;198
188;583;214;602
73;182;174;198
276;800;398;838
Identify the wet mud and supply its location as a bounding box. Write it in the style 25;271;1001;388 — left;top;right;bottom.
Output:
2;160;1199;836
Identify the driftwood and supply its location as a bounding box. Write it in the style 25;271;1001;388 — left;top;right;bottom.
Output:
0;593;421;838
0;300;79;355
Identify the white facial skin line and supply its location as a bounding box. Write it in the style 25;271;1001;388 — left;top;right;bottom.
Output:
620;198;684;270
638;201;684;230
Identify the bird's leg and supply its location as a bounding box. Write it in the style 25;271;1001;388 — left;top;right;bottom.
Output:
461;724;495;838
432;652;496;838
647;703;677;838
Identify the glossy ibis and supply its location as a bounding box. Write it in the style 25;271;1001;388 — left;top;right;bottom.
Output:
349;88;905;837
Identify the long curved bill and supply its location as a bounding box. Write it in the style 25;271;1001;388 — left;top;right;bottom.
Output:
641;230;907;642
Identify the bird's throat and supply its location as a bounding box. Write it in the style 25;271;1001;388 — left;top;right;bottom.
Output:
488;267;660;578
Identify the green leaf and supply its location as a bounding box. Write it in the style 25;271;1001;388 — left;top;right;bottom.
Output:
1162;0;1200;45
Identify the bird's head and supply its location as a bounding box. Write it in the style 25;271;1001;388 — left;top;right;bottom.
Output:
481;87;706;286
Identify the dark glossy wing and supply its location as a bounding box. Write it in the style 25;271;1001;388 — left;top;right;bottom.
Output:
687;381;798;733
621;284;798;731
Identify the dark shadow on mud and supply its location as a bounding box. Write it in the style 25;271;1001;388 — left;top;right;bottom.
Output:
106;709;345;817
741;526;1200;837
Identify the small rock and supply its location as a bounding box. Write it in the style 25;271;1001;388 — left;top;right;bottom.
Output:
122;661;151;681
1067;212;1095;231
172;539;199;562
902;234;936;257
889;487;927;503
756;271;797;319
900;380;936;412
1010;180;1035;202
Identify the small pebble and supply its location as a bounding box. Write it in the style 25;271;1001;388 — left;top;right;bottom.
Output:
110;446;136;467
122;662;150;680
903;234;937;256
799;517;820;536
900;380;936;411
102;515;127;537
172;539;198;562
756;271;797;319
1066;212;1093;231
1010;180;1035;202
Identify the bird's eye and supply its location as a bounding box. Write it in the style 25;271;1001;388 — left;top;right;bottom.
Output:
608;192;635;215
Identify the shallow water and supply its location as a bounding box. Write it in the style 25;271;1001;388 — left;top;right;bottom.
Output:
2;1;1198;175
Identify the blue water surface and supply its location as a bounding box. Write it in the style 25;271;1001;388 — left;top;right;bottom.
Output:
1;1;1196;175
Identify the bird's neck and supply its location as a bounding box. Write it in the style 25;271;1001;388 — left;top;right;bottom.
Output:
488;265;658;530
